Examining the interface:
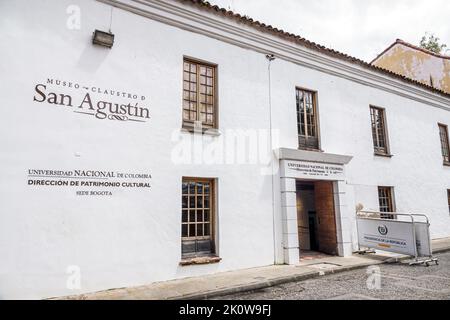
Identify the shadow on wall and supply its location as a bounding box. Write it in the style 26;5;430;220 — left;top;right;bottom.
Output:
76;34;111;73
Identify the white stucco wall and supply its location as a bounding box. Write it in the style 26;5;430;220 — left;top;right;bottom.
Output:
0;0;449;299
0;0;276;299
270;56;450;240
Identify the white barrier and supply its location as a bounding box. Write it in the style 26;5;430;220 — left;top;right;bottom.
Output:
356;211;438;266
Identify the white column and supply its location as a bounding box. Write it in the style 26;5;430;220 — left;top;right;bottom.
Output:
280;177;300;264
333;180;353;257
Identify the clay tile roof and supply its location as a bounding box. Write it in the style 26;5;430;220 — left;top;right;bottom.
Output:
371;39;450;64
179;0;450;98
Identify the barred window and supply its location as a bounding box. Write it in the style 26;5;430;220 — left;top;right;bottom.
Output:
378;186;395;219
296;88;319;150
183;59;216;130
370;106;389;155
181;178;215;257
438;124;450;164
448;190;450;214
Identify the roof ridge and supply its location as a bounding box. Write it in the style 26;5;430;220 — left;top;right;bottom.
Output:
179;0;449;97
395;39;450;59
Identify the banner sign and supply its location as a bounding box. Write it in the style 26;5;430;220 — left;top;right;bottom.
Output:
356;218;417;256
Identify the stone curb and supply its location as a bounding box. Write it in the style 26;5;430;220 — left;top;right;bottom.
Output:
172;261;381;300
170;247;450;300
57;245;450;300
432;246;450;254
171;270;320;300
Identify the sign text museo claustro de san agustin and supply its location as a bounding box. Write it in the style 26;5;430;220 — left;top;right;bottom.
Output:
33;78;151;122
29;78;152;196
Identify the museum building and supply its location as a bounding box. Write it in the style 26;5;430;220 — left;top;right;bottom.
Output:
0;0;450;299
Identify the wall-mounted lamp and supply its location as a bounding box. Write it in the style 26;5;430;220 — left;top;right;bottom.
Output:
266;54;275;61
92;29;114;48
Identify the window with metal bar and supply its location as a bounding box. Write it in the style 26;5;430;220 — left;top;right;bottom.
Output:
447;190;450;214
296;88;319;150
438;124;450;164
378;186;395;219
181;178;215;257
183;59;216;130
370;106;389;155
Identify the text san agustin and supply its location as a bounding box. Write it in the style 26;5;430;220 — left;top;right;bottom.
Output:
33;82;150;121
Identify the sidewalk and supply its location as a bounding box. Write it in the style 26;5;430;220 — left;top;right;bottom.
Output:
63;237;450;300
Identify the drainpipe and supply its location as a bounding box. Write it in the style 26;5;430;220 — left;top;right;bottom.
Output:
266;53;277;264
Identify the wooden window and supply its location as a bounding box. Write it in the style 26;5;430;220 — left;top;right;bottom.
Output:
378;186;395;219
438;124;450;164
181;178;215;257
448;190;450;214
370;106;389;155
183;59;216;130
296;88;319;150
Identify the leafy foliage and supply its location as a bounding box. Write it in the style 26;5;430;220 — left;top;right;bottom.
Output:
419;33;447;54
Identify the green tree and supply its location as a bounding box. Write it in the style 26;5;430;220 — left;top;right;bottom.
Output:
420;33;447;54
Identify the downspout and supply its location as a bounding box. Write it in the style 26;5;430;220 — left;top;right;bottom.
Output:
266;54;277;264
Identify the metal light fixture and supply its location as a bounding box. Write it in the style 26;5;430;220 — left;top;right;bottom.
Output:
266;54;275;61
92;29;114;48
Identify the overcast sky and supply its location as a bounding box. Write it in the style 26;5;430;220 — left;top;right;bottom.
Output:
209;0;450;62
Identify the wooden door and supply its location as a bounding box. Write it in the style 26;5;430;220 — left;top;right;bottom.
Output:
314;181;338;255
296;189;311;250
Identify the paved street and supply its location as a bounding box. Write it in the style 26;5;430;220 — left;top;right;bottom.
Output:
213;251;450;300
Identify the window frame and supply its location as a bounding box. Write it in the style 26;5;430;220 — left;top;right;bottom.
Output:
438;123;450;165
181;177;216;258
378;186;395;219
447;189;450;215
182;57;218;132
370;105;391;156
295;87;321;151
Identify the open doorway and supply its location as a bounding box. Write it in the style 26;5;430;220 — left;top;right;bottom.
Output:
296;180;338;258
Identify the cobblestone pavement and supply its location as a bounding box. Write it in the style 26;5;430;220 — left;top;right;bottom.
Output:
212;251;450;300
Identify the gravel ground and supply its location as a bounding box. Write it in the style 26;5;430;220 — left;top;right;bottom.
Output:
212;251;450;300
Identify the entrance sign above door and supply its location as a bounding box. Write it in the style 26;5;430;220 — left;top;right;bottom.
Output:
284;160;345;180
277;148;352;181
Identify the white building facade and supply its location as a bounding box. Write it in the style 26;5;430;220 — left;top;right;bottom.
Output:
1;0;449;299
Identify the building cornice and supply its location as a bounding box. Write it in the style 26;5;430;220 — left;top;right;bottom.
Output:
98;0;450;111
